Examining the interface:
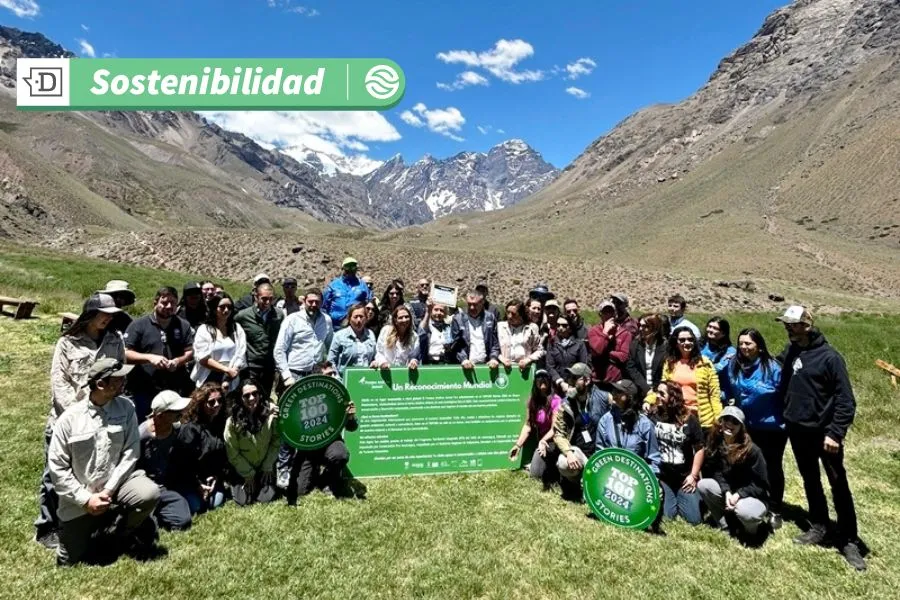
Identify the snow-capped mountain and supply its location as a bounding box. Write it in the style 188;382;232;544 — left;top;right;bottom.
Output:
280;145;384;177
363;140;559;225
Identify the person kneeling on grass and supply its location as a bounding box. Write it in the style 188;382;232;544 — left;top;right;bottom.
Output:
138;390;193;532
652;381;704;526
509;369;563;487
285;393;359;503
225;380;280;506
552;363;606;502
594;379;663;532
48;358;161;566
697;406;771;543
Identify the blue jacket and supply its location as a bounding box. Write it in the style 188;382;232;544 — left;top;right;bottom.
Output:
723;358;783;431
327;326;377;376
595;408;661;473
322;275;372;325
418;320;453;364
702;342;736;403
448;310;500;364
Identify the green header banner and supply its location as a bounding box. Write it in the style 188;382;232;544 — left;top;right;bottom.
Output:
582;448;662;529
343;366;531;478
16;57;405;111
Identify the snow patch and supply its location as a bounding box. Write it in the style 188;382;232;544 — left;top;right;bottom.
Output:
425;189;459;217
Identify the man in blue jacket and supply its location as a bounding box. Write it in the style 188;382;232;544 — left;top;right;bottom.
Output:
449;289;500;369
322;257;372;328
776;305;866;571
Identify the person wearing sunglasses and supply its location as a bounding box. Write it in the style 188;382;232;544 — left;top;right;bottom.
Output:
191;293;247;394
167;383;228;516
647;326;721;439
225;381;280;506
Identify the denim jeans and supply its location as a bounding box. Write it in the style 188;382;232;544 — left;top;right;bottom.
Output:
659;480;702;525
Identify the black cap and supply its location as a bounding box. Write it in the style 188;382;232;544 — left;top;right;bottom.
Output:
283;277;298;286
183;281;202;294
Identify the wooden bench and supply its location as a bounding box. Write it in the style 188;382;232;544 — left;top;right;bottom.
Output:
58;311;80;333
0;296;39;320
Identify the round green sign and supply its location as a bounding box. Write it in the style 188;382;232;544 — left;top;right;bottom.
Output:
582;448;661;529
277;375;350;451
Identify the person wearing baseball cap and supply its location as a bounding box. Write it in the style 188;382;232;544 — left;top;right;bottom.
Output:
138;391;193;532
588;299;635;397
542;299;562;343
595;380;661;485
775;305;866;570
697;407;771;544
276;277;301;315
552;362;606;501
35;293;127;549
234;273;273;313
610;293;640;336
322;257;372;328
48;357;161;566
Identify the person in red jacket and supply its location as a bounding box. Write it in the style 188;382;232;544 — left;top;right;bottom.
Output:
588;300;635;390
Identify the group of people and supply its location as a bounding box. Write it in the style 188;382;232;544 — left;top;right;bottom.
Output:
32;257;867;571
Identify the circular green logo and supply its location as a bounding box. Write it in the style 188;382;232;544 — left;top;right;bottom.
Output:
494;374;509;389
582;448;661;529
277;375;350;451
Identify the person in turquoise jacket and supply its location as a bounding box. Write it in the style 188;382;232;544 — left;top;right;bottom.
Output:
722;327;784;529
701;316;737;404
322;257;372;327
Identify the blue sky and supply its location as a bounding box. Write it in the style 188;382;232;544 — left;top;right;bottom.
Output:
4;0;789;172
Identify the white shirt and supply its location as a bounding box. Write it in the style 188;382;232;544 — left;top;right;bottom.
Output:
191;324;248;392
644;345;657;387
428;322;448;360
467;319;487;364
375;326;421;366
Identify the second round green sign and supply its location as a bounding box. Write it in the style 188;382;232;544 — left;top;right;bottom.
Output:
582;448;662;530
277;375;350;451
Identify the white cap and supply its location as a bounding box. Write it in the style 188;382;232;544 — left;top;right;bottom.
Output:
151;390;192;415
253;273;271;285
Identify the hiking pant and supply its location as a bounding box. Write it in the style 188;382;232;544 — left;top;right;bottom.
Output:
34;424;59;538
527;442;560;486
57;473;159;566
556;447;588;482
698;478;767;534
153;487;192;531
788;425;859;544
750;427;788;511
289;440;350;499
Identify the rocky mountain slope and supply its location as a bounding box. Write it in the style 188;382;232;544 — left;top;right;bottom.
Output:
0;24;557;236
416;0;900;301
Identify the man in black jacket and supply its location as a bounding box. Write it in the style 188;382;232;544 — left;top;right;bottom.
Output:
776;306;866;570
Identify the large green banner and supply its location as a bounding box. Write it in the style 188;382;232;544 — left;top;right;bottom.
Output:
343;366;531;477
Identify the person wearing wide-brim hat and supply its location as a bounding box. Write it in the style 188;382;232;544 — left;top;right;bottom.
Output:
95;280;136;332
35;293;126;549
697;406;771;543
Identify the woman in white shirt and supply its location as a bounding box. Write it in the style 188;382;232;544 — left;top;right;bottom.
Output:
191;293;247;393
375;305;420;369
498;300;544;370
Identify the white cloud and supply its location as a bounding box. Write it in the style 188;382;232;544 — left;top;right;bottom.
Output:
80;23;89;31
437;38;544;84
565;86;590;99
77;39;96;58
497;128;505;134
266;0;318;16
437;70;489;91
399;102;465;142
399;111;423;127
565;57;596;80
0;0;39;18
477;125;489;135
198;110;401;171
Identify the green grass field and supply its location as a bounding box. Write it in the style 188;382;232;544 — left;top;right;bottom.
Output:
1;246;899;599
